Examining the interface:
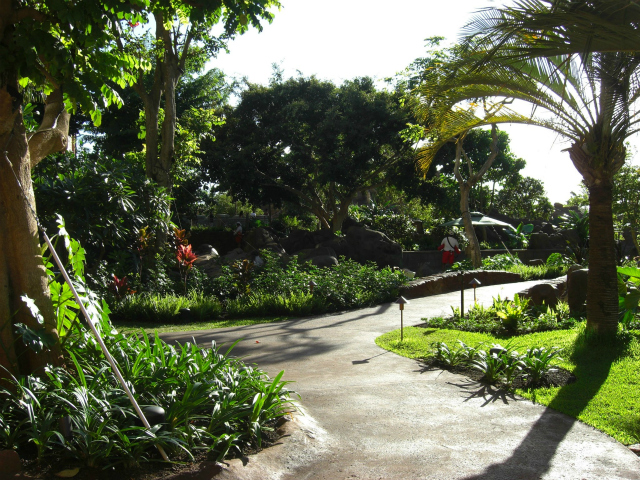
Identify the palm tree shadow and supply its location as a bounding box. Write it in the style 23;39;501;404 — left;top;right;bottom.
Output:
460;333;629;479
448;379;520;406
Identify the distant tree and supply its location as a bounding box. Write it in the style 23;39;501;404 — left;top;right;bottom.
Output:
613;165;640;254
205;76;415;231
494;175;553;220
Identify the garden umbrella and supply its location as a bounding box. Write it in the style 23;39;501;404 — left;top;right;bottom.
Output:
442;212;516;231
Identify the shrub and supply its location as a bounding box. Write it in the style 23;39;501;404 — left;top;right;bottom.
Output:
432;341;561;387
426;297;578;336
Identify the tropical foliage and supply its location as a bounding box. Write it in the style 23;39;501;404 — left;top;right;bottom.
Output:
409;0;640;334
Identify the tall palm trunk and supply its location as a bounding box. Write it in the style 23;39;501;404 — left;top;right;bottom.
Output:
586;181;619;334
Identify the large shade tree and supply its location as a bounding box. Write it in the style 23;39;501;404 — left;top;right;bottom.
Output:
205;76;415;231
0;0;147;380
414;0;640;334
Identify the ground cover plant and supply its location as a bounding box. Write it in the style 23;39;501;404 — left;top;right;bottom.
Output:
0;225;296;476
110;251;406;326
376;324;640;446
425;294;577;336
450;253;569;280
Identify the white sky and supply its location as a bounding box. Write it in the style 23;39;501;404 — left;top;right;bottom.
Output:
208;0;618;204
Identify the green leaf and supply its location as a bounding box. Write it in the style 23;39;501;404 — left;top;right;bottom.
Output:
617;266;640;279
20;295;45;325
623;290;640;311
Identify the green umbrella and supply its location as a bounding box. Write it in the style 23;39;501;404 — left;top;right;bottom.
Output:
442;212;516;231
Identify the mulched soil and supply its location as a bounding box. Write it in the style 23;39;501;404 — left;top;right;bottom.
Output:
419;357;577;390
18;419;284;480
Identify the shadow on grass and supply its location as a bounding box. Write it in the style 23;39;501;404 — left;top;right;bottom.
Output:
460;331;632;479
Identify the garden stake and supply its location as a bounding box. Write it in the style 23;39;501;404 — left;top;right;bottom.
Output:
469;278;482;303
395;296;409;341
460;272;465;319
4;153;170;462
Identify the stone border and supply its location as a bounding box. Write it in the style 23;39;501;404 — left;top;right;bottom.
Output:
399;270;522;299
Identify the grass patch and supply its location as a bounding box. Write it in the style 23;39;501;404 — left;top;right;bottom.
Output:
504;263;568;280
114;315;292;334
376;323;640;445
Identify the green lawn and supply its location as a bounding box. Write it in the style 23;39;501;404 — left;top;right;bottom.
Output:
376;322;640;445
113;315;292;335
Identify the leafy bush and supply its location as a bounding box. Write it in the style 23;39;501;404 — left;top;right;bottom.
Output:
0;332;295;468
426;296;578;336
432;341;562;387
349;203;416;248
482;253;522;270
111;250;406;323
110;291;223;323
2;224;296;470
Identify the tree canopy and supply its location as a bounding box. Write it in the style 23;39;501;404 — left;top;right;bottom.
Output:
205;75;416;231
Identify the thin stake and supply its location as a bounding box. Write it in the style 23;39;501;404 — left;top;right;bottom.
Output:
3;153;169;462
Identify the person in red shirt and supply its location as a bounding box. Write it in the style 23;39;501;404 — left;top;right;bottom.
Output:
438;232;461;269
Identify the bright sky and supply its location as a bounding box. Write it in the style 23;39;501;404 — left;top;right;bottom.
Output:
210;0;592;204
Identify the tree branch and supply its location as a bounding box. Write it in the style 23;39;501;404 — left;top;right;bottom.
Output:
28;88;70;168
11;7;49;24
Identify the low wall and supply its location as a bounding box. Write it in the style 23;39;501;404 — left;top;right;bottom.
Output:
398;270;523;300
402;248;564;272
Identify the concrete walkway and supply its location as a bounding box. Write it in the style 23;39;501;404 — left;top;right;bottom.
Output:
162;281;640;480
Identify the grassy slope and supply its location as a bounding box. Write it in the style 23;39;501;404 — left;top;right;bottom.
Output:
376;323;640;445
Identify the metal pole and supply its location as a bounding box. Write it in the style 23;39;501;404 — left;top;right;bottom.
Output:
42;233;170;462
4;153;169;462
400;309;404;342
460;272;464;318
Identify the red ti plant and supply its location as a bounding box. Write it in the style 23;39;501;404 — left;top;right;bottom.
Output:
176;244;197;293
111;275;135;300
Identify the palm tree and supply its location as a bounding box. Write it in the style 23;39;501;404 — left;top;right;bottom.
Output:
412;2;640;334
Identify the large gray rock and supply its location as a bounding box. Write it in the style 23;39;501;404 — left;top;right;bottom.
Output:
310;255;339;268
417;262;439;278
317;236;351;258
297;246;337;262
529;232;553;249
567;268;588;315
518;283;559;307
242;227;276;251
345;226;403;268
279;229;316;253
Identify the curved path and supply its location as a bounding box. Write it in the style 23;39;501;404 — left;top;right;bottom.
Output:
162;281;640;480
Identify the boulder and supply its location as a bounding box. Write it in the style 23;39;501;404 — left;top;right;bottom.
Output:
529;232;553;249
567;268;588;315
242;227;276;252
298;246;337;262
224;247;249;263
279;229;316;253
541;222;556;235
193;248;223;277
317;236;351;257
518;283;560;307
310;255;339;268
195;244;218;257
345;226;403;268
527;259;545;266
341;215;364;232
417;262;439;278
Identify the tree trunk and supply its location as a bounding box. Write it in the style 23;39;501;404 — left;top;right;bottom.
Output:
586;181;619;334
460;184;482;268
0;84;62;383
